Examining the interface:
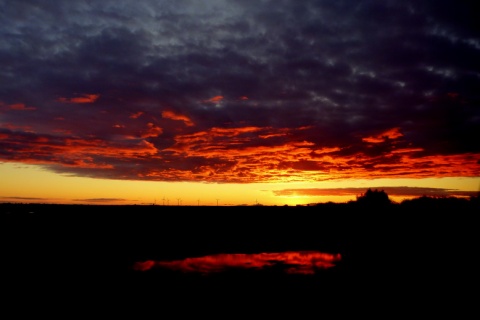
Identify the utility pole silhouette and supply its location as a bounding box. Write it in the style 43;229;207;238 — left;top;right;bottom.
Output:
197;199;200;206
177;198;181;206
216;199;219;206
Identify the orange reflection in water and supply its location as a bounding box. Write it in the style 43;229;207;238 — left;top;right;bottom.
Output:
133;251;341;275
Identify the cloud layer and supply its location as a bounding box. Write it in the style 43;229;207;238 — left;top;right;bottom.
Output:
1;0;479;184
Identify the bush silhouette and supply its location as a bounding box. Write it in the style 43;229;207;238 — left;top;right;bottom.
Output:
355;188;391;206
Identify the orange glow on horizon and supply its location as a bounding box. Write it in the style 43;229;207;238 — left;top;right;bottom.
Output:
1;159;478;206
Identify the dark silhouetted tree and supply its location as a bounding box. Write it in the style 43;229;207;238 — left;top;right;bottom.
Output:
356;188;391;206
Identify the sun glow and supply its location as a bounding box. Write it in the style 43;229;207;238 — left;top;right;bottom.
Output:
1;162;478;206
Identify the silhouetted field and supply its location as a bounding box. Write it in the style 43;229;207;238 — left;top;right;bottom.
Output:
1;201;477;315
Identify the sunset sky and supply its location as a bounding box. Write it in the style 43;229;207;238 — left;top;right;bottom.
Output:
1;0;479;206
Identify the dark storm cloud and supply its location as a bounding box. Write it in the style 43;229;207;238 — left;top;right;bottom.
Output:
1;0;479;182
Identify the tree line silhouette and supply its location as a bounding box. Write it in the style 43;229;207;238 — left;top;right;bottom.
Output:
313;188;479;212
0;188;478;213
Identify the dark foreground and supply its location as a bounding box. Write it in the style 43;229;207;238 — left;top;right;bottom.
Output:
1;203;477;316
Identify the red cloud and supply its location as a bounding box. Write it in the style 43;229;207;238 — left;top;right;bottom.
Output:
130;111;144;119
1;122;479;184
7;103;36;111
203;95;224;103
362;127;403;143
0;131;158;169
161;110;194;126
140;123;163;138
57;94;100;104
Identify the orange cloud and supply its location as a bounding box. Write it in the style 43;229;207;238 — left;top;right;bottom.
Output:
1;131;158;169
63;138;158;157
161;110;194;126
113;122;162;139
203;95;224;103
362;127;403;143
2;121;479;184
140;123;163;138
57;94;100;104
155;123;480;183
391;147;424;154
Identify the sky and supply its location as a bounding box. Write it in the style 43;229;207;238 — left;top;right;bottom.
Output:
1;0;479;206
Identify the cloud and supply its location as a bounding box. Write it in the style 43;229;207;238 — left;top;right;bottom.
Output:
57;94;100;104
203;96;224;103
0;0;478;184
362;127;403;143
0;196;47;201
73;198;131;203
161;110;194;127
273;186;479;199
0;103;36;111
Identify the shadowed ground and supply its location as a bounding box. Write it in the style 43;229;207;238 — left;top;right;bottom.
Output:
1;202;477;315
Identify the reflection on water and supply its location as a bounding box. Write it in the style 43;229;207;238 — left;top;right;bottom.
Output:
133;251;341;275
